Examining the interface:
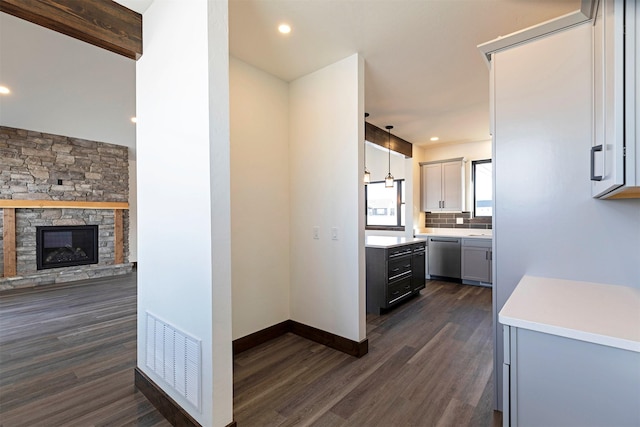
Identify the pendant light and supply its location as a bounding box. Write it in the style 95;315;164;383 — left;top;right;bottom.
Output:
363;113;371;184
385;125;394;188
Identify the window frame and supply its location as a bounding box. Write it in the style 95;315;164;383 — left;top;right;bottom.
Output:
472;159;493;218
365;179;405;231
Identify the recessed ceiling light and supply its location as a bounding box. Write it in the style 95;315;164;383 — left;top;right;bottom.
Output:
278;24;291;34
131;117;137;123
0;86;10;95
430;136;439;141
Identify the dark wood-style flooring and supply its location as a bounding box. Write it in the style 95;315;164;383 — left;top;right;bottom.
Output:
1;274;500;426
0;274;170;427
234;281;501;427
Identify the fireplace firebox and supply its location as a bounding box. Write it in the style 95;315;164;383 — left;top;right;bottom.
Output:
36;225;99;270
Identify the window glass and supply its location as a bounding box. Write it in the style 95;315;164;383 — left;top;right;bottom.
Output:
366;180;405;228
473;160;492;217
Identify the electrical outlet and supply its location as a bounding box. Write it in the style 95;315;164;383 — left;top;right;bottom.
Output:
456;217;464;224
331;227;339;240
313;226;320;239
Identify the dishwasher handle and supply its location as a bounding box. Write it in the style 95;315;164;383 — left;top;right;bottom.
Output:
429;238;460;243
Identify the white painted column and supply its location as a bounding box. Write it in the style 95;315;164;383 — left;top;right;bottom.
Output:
289;54;366;342
136;0;232;426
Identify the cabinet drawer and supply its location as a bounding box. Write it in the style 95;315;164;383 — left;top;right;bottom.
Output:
412;242;426;253
388;247;413;258
388;257;412;281
462;238;491;248
387;278;413;305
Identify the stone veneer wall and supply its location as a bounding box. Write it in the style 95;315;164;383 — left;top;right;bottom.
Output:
0;126;131;288
425;211;492;229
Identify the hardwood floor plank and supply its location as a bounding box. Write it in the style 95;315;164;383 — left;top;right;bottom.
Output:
0;273;171;427
234;280;501;427
1;275;500;426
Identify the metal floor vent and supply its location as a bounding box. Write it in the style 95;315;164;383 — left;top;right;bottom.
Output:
145;312;201;410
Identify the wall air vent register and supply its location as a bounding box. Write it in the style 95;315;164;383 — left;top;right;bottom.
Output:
145;312;201;410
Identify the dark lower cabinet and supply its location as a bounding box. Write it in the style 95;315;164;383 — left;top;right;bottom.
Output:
366;241;426;314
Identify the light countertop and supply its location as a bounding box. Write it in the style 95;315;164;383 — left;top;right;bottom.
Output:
414;227;492;239
365;236;426;249
499;275;640;352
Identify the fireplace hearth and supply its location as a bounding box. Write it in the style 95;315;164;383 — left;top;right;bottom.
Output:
36;225;99;270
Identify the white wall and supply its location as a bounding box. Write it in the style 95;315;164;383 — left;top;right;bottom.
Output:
365;142;407;182
289;54;366;342
421;139;492;214
229;57;291;339
136;1;232;426
0;12;136;156
492;22;640;410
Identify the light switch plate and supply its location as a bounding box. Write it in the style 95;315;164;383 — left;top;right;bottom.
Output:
313;226;320;239
331;227;338;240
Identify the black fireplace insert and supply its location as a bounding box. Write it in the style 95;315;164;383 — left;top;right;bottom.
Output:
36;225;99;270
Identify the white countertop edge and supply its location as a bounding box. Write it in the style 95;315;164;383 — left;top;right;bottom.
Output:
499;275;640;353
499;314;640;353
365;236;427;249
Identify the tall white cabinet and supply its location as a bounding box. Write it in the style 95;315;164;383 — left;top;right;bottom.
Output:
420;158;464;212
480;0;640;418
591;0;639;198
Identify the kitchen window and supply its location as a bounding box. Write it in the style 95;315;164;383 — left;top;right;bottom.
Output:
365;179;405;230
472;159;492;217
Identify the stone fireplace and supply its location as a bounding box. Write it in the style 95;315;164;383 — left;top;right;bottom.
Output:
0;126;132;291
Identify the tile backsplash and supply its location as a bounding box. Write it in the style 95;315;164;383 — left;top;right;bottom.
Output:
425;212;492;229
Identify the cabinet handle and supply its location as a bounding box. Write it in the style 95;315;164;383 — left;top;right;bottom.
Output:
389;291;412;305
590;145;603;181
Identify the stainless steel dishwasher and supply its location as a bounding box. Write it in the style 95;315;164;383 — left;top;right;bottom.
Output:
427;237;461;279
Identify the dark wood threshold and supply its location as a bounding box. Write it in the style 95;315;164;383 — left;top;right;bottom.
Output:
233;320;368;358
134;368;237;427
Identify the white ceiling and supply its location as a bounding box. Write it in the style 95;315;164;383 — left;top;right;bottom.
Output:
120;0;581;146
1;0;581;156
227;0;581;147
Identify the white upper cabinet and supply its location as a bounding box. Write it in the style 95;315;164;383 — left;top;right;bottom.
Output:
591;0;639;198
420;159;465;212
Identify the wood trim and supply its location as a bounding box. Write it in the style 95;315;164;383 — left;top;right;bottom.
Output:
606;186;640;199
114;209;124;264
0;0;142;60
289;321;368;358
3;208;16;277
233;320;292;355
0;200;128;209
134;368;204;427
365;122;412;158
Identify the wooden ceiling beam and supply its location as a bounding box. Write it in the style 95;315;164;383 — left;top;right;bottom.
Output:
0;0;142;60
365;122;412;158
